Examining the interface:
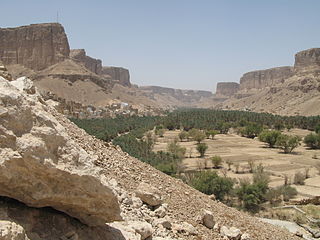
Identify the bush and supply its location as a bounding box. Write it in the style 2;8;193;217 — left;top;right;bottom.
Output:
155;128;165;137
196;143;208;157
178;130;189;142
193;130;206;143
276;134;301;153
211;155;222;168
304;133;320;149
189;171;234;200
167;140;186;160
259;130;281;148
265;188;282;205
280;185;298;201
236;180;266;211
315;124;320;134
240;122;263;138
206;130;219;139
293;172;305;185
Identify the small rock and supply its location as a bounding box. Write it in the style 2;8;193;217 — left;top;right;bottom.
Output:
241;233;251;240
0;220;29;240
135;182;163;206
132;196;143;208
172;222;198;236
220;226;242;240
153;218;172;230
155;204;168;218
201;209;215;229
129;221;154;240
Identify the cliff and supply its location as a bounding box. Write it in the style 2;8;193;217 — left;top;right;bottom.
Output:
294;48;320;73
70;49;102;75
101;66;131;87
216;82;239;96
0;23;70;70
240;66;294;90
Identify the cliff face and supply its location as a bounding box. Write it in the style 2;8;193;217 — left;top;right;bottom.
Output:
101;66;131;87
70;49;102;75
216;82;239;96
240;66;294;90
294;48;320;72
0;23;70;71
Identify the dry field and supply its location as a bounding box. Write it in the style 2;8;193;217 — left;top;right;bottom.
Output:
153;129;320;199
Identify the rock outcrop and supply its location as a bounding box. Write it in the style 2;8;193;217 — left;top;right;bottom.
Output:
240;66;294;90
216;82;239;96
0;23;70;71
70;49;102;75
101;66;131;87
0;75;121;226
294;48;320;72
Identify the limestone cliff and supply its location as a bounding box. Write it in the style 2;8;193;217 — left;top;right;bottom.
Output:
240;66;294;90
101;66;131;87
294;48;320;73
216;82;239;96
0;23;70;70
70;49;102;75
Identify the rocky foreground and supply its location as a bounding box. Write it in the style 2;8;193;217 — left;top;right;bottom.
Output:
0;67;300;239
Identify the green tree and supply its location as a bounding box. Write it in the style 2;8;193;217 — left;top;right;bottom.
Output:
240;122;263;138
196;143;208;157
276;134;301;153
190;129;206;143
315;124;320;134
206;130;219;139
189;171;234;201
258;130;281;148
178;130;189;142
304;133;320;149
211;155;223;169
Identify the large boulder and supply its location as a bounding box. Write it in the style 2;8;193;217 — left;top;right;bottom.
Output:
0;76;121;226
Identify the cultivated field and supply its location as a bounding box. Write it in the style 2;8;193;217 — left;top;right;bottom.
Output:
153;129;320;199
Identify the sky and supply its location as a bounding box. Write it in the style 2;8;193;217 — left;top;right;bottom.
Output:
1;0;320;91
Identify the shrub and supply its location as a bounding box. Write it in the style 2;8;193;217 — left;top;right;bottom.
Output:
196;143;208;158
236;180;267;211
205;130;219;139
265;188;282;205
167;140;186;160
315;124;320;134
189;171;234;200
293;172;305;185
258;130;281;148
276;134;301;153
304;133;320;149
178;130;189;142
226;160;233;170
155;128;165;137
211;155;222;168
280;185;298;201
193;130;206;143
240;122;263;138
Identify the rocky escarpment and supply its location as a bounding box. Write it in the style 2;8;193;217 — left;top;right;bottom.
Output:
239;66;294;90
101;66;131;87
70;49;102;75
0;23;70;71
294;48;320;73
216;82;239;96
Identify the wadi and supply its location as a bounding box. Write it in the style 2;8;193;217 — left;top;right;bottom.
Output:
0;5;320;240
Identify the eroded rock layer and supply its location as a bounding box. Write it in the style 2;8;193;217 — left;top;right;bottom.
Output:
216;82;239;96
101;66;131;87
294;48;320;72
70;49;102;75
240;66;294;90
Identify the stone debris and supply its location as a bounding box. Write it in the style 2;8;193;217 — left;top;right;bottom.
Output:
135;182;163;206
220;226;242;240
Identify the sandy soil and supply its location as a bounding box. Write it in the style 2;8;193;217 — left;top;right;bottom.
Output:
153;129;320;198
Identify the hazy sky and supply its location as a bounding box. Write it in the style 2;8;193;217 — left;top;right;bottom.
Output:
2;1;320;91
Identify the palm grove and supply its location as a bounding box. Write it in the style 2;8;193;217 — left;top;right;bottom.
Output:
71;109;320;212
